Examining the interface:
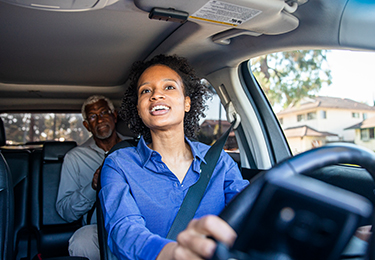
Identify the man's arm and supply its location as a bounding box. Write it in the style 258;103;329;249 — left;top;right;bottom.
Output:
91;166;101;190
216;151;249;204
56;151;97;223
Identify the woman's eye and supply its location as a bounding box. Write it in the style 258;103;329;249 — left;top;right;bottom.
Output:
140;89;150;94
166;85;175;90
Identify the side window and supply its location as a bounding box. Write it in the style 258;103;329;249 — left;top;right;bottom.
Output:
0;113;90;145
197;79;239;151
297;114;304;122
307;112;316;120
352;112;360;118
251;50;375;154
320;110;327;119
361;129;369;141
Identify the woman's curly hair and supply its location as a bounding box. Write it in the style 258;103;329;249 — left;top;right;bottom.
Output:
120;54;211;142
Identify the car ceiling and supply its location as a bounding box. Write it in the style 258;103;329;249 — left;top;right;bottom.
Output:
0;0;374;112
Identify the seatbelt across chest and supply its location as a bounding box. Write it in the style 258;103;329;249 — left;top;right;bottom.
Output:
166;119;236;241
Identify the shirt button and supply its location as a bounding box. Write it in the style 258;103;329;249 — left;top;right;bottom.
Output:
175;183;178;187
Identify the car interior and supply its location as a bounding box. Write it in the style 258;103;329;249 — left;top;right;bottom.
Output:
1;0;375;259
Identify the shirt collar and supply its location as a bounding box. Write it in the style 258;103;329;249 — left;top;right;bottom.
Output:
136;136;206;168
87;132;128;154
137;136;153;167
84;136;104;154
80;135;95;148
184;137;206;163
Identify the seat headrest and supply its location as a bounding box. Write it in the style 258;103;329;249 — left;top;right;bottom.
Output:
42;141;77;161
0;117;5;146
116;118;139;139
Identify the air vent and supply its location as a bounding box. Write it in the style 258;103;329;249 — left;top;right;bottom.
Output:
1;0;119;11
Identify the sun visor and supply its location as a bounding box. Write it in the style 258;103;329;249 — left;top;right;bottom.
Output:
135;0;305;38
0;0;119;11
339;0;375;50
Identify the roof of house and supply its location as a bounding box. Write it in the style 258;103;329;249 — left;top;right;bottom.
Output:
201;119;232;127
277;96;375;116
283;125;338;138
200;119;235;137
345;116;375;130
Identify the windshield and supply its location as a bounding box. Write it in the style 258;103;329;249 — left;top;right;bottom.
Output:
250;49;375;155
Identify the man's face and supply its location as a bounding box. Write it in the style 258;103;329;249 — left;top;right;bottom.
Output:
83;99;117;140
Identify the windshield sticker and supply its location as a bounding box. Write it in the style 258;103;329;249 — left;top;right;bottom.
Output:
190;0;262;27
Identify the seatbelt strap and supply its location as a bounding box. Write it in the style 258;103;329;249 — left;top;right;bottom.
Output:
87;139;138;225
86;202;96;225
96;139;138;260
166;119;236;241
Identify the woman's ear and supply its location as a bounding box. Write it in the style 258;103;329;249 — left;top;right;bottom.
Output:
184;96;191;112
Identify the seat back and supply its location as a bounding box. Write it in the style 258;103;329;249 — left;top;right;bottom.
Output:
30;141;82;258
2;149;31;259
0;116;34;260
0;117;5;146
42;142;77;225
0;152;14;260
115;118;139;139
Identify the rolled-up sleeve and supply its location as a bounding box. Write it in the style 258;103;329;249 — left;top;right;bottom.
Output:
221;152;250;204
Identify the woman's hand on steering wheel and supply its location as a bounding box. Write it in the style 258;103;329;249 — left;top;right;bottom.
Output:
158;215;236;260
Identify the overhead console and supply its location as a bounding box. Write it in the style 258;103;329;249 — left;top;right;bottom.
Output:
135;0;307;44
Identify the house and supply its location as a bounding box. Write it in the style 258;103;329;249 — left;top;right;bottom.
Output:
283;125;337;154
198;119;238;151
277;96;375;153
345;116;375;151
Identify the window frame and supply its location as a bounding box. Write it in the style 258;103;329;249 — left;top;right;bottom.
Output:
297;114;305;122
307;112;317;120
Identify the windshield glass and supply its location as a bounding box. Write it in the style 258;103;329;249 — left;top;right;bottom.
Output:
251;49;375;155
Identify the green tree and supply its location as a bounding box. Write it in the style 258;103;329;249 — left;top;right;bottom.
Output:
251;50;332;108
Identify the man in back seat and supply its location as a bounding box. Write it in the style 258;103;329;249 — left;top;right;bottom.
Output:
56;95;126;260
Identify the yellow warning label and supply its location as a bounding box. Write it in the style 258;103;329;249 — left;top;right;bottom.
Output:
189;0;262;27
189;16;238;27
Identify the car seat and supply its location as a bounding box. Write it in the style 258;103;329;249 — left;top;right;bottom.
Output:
0;151;14;260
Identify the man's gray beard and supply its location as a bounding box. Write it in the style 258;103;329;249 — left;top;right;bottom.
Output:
95;127;113;140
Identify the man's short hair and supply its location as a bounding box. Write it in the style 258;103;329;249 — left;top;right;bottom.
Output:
81;95;115;121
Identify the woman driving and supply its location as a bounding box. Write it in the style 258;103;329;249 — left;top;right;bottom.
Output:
99;54;249;260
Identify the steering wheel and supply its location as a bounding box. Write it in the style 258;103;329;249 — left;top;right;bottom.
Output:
212;143;375;260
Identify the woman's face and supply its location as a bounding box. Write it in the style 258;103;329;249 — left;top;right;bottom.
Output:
136;64;191;133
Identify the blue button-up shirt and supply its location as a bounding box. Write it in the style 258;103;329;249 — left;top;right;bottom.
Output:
99;136;249;260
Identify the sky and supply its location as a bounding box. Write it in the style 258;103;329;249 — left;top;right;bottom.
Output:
204;49;375;121
319;50;375;106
